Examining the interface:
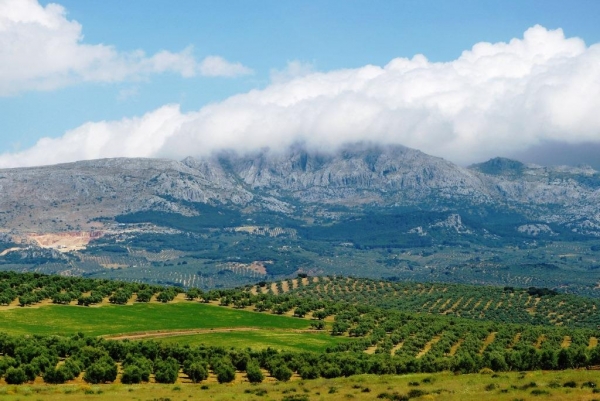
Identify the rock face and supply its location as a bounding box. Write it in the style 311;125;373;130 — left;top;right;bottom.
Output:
0;142;599;235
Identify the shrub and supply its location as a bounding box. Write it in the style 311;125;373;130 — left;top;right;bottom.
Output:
407;389;427;398
185;362;208;383
154;358;179;384
4;366;27;384
299;364;319;380
43;366;70;384
282;395;309;401
271;364;293;382
214;362;235;384
121;365;143;384
83;358;118;384
246;362;264;383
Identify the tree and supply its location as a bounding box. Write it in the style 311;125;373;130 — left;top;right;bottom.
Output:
310;321;325;330
246;361;264;383
154;358;179;384
214;361;236;383
185;362;208;383
121;365;143;384
44;366;69;384
298;364;319;380
271;364;293;381
185;288;201;301
83;358;118;384
44;361;80;384
4;366;27;384
136;289;153;303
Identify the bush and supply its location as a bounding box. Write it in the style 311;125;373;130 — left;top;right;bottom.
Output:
122;355;152;382
121;365;143;384
214;362;236;384
185;362;208;383
271;364;293;382
154;358;179;384
407;389;427;398
4;366;27;384
44;360;81;384
299;364;319;380
246;362;264;383
83;358;118;384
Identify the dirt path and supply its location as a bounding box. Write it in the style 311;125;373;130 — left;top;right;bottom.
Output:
103;326;323;341
509;333;521;349
103;327;261;341
535;334;547;349
364;345;378;354
479;332;497;354
449;339;464;356
391;341;404;355
417;334;442;358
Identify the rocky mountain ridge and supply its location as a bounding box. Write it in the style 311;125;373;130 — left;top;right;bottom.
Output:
0;142;598;236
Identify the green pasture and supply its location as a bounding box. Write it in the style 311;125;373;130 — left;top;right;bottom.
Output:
156;329;348;352
0;302;309;336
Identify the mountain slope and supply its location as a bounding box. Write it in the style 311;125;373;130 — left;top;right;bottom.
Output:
0;142;598;235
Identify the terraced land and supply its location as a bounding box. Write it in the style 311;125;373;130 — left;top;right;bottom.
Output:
280;276;600;328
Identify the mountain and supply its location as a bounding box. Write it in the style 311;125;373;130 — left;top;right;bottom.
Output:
0;142;598;234
1;143;599;293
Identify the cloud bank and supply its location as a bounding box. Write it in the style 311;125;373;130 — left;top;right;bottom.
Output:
1;25;599;168
0;0;252;95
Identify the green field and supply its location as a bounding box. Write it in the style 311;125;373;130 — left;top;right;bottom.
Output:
157;329;348;352
0;302;309;336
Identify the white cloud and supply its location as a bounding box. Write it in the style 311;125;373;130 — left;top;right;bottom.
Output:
1;25;600;168
270;60;315;83
0;0;253;95
199;56;254;77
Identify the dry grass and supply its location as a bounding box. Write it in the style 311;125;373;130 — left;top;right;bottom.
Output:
2;370;600;401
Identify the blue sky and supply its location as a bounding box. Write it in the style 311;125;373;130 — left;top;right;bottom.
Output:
1;0;600;167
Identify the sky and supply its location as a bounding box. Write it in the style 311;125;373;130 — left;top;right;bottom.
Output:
1;0;600;168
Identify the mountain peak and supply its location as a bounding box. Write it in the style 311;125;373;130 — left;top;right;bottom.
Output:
469;157;525;176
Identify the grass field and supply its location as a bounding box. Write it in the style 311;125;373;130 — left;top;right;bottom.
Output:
1;370;600;400
156;329;348;352
0;302;311;336
0;302;352;352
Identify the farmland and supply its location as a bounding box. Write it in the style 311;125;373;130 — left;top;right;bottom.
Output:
2;271;600;398
282;276;600;328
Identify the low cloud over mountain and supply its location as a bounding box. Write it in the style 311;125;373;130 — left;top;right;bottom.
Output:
1;25;599;168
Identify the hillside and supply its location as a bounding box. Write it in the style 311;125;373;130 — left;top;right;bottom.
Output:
1;143;599;292
2;272;600;392
1;143;599;232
